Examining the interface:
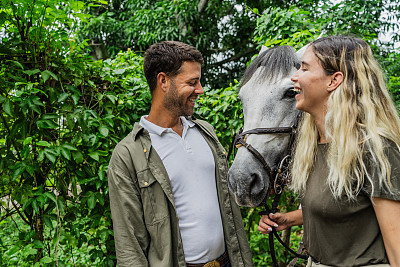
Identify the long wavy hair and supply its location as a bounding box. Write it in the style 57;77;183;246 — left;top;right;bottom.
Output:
291;36;400;200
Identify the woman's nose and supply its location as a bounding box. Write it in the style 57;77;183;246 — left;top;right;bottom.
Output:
291;69;300;82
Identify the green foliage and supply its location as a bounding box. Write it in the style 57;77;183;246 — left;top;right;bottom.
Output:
0;0;150;264
195;81;243;153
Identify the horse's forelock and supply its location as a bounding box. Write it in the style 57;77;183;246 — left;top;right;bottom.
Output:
239;46;300;91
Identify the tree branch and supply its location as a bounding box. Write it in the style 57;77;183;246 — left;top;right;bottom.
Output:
198;0;209;13
209;46;258;67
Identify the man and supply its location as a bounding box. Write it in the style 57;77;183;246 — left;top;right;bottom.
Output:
107;41;253;267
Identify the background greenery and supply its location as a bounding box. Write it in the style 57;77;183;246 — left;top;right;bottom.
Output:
1;0;399;266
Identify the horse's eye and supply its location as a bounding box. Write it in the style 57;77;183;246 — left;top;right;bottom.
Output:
284;88;297;98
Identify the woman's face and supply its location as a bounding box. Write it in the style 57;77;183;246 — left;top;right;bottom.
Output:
291;47;333;117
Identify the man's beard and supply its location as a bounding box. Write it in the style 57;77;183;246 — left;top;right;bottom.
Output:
163;81;194;117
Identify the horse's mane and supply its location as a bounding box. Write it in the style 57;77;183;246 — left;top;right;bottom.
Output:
240;46;300;90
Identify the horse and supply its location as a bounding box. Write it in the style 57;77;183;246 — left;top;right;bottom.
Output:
228;44;307;208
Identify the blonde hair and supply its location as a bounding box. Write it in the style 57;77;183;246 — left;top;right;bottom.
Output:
291;36;400;200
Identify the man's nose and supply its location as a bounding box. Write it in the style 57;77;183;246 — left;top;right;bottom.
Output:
195;83;204;95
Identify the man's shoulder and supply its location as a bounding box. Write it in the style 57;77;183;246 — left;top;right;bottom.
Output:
190;117;215;133
110;123;147;161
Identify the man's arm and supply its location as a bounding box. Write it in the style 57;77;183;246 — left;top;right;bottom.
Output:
108;160;150;267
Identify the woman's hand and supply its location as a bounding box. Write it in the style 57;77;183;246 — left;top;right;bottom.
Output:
257;209;303;234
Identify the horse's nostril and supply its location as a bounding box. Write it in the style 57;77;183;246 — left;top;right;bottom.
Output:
249;173;264;195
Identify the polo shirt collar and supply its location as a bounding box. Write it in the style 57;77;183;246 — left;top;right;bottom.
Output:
139;116;195;136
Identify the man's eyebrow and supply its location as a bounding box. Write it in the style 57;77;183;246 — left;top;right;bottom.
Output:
301;61;310;66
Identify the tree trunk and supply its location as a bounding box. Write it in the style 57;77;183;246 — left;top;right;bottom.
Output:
33;211;44;263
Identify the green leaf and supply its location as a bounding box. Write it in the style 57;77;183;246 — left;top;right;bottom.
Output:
87;194;96;209
99;125;109;137
73;150;83;163
8;60;24;69
57;196;65;214
42;215;54;229
113;68;125;74
41;70;58;83
32;200;39;214
23;69;40;76
58;93;70;102
23;137;33;145
2;99;13;116
62;144;77;151
36;119;59;129
33;240;45;249
105;94;118;104
88;151;99;161
37;141;51;147
61;147;71;160
44;192;57;204
40;257;52;264
12;163;26;181
44;150;57;163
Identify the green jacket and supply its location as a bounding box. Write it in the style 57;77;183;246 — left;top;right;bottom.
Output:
107;118;253;267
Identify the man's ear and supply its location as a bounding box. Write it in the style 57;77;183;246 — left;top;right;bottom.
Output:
328;71;344;92
157;72;169;92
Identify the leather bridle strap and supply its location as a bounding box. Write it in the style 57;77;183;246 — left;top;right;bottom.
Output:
233;126;295;180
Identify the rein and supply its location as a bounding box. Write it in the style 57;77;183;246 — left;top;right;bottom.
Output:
228;113;307;266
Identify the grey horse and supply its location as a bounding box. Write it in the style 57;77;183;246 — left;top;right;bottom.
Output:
228;45;306;207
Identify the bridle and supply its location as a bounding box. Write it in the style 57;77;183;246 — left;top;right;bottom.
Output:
229;112;301;194
228;112;308;266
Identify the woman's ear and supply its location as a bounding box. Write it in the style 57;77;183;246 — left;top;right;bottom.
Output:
327;71;344;92
157;72;169;92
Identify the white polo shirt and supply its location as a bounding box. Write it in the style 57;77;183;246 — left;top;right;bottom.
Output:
140;116;225;264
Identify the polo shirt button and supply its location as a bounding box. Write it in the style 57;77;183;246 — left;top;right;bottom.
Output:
144;148;147;152
144;182;149;186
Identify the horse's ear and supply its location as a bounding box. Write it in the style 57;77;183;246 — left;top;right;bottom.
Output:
259;45;268;55
296;31;325;60
296;44;308;60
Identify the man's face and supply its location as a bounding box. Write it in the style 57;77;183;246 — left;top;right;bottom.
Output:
163;61;203;117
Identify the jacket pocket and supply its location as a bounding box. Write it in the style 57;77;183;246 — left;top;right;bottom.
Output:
137;168;169;225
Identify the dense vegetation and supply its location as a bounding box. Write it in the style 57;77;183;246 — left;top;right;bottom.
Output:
1;0;399;266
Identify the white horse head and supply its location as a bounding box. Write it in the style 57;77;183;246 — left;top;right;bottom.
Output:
228;45;306;207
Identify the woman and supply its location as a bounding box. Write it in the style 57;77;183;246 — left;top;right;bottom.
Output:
258;36;400;266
